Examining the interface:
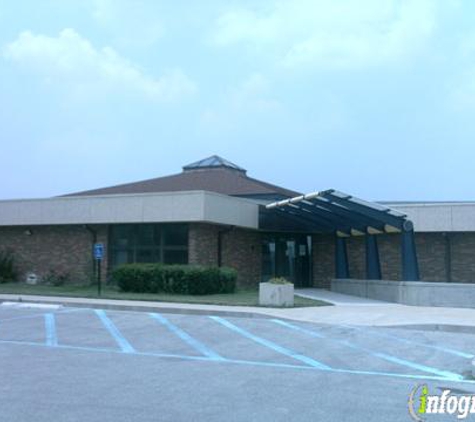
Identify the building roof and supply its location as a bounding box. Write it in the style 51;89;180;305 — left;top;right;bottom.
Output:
65;155;300;199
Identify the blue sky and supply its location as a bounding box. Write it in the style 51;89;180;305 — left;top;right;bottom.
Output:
1;0;475;201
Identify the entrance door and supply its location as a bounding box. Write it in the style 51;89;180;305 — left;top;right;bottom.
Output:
262;234;312;287
295;236;311;288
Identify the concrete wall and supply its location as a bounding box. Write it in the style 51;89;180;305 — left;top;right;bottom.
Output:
0;191;259;229
389;202;475;232
0;225;108;283
332;278;475;309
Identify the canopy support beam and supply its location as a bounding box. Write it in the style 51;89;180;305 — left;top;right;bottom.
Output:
335;237;350;279
401;229;420;281
365;235;382;280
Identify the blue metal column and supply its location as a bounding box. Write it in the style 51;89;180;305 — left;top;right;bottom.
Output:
365;235;382;280
335;236;350;279
401;225;420;281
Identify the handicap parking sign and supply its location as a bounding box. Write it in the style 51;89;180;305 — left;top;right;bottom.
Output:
93;243;104;260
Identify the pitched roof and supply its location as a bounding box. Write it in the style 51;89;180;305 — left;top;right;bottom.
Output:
65;156;300;199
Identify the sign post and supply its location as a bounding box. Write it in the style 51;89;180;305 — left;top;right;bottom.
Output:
93;243;104;296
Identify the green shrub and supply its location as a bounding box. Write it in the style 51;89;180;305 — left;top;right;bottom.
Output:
0;249;17;283
112;264;237;295
112;264;161;293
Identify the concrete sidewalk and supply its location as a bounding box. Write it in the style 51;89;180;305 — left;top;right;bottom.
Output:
1;292;475;330
295;288;386;306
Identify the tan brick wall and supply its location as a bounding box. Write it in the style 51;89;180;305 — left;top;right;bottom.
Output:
0;225;108;283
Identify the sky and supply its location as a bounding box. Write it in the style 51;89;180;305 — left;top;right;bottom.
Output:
1;0;475;201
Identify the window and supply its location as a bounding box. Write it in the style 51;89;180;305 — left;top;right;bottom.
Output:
109;224;188;267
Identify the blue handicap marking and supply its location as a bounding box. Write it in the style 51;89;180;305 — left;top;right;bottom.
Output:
94;310;135;353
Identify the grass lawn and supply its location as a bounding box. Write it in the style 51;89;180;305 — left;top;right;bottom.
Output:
0;283;330;307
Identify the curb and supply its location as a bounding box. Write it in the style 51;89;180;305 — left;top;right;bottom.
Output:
382;324;475;335
0;296;272;319
2;295;475;333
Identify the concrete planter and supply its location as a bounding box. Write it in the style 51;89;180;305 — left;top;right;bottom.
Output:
26;273;39;285
259;282;294;307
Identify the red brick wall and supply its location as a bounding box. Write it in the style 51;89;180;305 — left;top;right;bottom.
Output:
414;233;447;281
188;223;261;287
312;231;475;285
312;234;335;289
445;233;475;282
4;222;475;288
0;225;108;283
347;237;365;279
377;234;401;280
188;223;220;266
222;228;261;288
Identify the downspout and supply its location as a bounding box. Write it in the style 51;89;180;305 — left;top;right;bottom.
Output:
85;225;97;280
218;226;235;267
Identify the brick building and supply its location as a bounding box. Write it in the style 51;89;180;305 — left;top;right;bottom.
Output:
1;155;475;293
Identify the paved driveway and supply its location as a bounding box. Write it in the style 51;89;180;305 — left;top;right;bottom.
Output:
0;304;474;421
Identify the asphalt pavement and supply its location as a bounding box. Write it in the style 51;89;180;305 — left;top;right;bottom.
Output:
0;303;474;421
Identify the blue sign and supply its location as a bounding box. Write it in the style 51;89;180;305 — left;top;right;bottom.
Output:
93;243;104;260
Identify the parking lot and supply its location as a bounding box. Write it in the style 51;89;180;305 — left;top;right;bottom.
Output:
0;303;474;421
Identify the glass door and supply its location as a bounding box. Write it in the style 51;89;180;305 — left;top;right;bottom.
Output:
262;234;312;287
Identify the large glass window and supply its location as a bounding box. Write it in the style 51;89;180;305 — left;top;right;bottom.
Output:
109;224;188;267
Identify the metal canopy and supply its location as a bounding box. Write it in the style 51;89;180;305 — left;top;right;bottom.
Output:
263;189;412;236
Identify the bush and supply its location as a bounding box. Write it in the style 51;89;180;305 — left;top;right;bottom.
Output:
268;277;291;285
0;249;17;283
112;264;237;295
42;269;70;286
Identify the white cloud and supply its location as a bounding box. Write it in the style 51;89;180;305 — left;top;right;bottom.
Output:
3;29;196;101
212;0;437;69
231;73;281;111
199;73;282;130
92;0;164;47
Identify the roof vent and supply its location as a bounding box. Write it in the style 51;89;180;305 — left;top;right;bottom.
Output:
182;155;247;173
